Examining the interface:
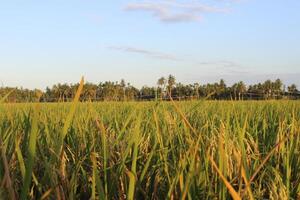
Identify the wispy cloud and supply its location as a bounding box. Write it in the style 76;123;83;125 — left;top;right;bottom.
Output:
108;46;181;61
108;46;247;74
124;0;230;23
197;60;249;74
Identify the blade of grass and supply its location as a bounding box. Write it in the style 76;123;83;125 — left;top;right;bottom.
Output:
95;119;108;199
0;137;16;200
209;156;242;200
181;134;201;200
241;165;254;200
91;152;105;200
58;77;84;183
15;136;26;181
127;114;141;200
60;77;84;142
20;105;39;200
40;188;53;200
139;142;158;182
126;169;136;200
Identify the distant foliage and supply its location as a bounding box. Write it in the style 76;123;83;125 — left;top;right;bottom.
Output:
0;76;299;102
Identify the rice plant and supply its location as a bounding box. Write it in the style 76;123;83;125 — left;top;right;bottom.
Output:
0;98;300;199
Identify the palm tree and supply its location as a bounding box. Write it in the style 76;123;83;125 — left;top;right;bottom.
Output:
274;79;283;99
167;74;176;97
263;80;272;99
52;84;61;102
236;81;246;100
157;77;166;100
193;83;200;99
120;79;126;101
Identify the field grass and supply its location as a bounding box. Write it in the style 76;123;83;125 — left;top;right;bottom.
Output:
0;100;300;199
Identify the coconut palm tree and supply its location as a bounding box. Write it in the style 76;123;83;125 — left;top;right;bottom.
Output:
236;81;246;100
120;79;126;101
167;74;176;97
193;83;200;99
157;77;166;100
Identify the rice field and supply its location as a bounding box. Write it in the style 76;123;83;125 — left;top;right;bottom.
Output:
1;98;300;199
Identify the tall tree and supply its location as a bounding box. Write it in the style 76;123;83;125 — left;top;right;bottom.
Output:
167;74;176;97
237;81;246;100
157;77;166;99
274;79;283;98
193;83;200;99
120;79;126;101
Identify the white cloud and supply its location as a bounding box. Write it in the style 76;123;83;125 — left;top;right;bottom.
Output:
108;46;181;61
124;0;230;23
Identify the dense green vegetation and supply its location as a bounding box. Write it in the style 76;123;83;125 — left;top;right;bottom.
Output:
0;75;299;102
1;98;300;199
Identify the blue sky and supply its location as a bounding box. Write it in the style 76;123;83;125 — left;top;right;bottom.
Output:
0;0;299;89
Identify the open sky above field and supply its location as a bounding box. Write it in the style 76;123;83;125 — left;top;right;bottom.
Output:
0;0;299;89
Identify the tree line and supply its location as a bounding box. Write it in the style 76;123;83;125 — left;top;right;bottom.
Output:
0;75;299;103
